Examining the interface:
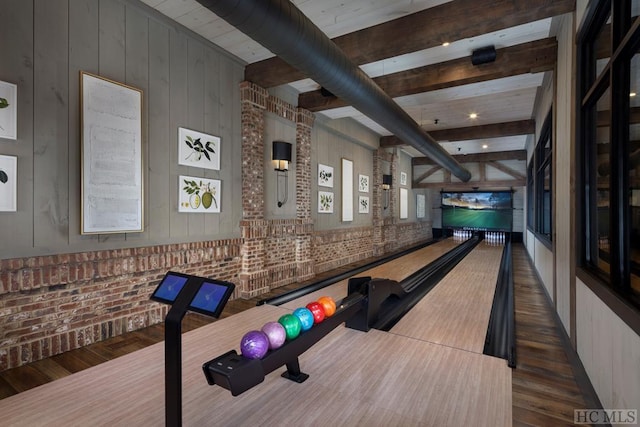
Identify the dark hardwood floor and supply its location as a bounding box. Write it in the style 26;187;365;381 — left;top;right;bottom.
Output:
0;243;597;426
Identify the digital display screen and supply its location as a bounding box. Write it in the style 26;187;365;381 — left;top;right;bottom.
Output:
189;281;233;318
441;191;513;231
150;272;189;304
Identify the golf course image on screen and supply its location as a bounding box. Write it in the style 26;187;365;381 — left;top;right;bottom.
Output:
441;191;512;231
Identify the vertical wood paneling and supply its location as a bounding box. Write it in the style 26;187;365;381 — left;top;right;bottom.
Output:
203;47;221;235
123;4;149;243
168;29;188;237
146;19;171;240
186;40;205;236
0;0;35;250
99;0;125;81
68;0;99;246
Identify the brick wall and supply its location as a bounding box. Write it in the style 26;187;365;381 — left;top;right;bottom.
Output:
313;227;374;273
0;239;242;371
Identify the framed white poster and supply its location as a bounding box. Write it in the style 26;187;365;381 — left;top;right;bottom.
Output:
318;191;333;213
0;80;17;140
358;174;369;192
0;155;17;211
178;127;220;170
400;171;407;186
359;196;369;214
417;194;426;218
318;164;333;188
342;158;353;222
179;175;221;213
400;188;408;219
81;71;143;234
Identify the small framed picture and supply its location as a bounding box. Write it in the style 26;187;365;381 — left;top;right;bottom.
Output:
400;171;407;186
0;155;17;211
178;127;220;170
318;191;334;213
358;174;369;192
359;196;369;214
318;164;333;188
179;175;221;213
0;80;18;140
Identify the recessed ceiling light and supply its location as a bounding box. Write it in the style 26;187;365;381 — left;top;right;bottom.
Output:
631;92;637;97
442;42;450;47
482;144;488;149
469;113;478;119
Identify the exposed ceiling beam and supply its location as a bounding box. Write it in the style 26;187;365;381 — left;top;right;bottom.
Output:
413;166;443;184
414;179;525;190
299;38;556;112
598;107;640;126
487;160;526;180
412;150;527;165
382;120;535;147
245;0;575;88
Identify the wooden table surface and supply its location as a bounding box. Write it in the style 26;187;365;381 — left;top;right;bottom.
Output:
0;239;511;426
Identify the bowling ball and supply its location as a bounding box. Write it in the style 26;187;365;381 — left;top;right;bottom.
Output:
261;321;286;350
293;307;314;331
240;330;269;359
306;301;326;324
278;314;302;340
317;296;336;317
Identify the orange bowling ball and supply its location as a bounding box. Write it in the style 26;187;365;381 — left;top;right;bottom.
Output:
317;296;336;317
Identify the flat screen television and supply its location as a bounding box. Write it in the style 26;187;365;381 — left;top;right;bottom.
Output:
150;271;235;318
441;191;512;231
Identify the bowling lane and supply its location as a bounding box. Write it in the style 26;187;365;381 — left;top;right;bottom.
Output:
390;242;504;354
0;301;510;426
280;238;462;310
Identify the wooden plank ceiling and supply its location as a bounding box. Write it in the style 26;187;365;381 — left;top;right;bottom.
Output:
141;0;575;187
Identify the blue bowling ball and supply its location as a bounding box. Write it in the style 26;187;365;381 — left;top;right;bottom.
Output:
292;307;314;332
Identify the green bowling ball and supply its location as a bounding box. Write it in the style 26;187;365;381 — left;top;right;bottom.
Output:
278;313;302;340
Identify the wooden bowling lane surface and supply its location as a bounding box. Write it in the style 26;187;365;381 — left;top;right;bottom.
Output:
0;300;511;426
390;243;504;354
281;238;462;310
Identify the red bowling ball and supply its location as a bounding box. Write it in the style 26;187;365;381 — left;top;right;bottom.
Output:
305;301;326;324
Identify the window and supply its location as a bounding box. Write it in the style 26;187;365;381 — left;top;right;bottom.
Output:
527;109;552;244
578;0;640;308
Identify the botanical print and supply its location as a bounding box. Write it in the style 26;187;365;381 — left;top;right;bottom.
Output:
318;191;333;213
318;164;333;188
400;171;407;186
179;175;221;213
0;80;17;140
358;174;369;192
0;155;17;211
178;127;220;170
359;196;369;214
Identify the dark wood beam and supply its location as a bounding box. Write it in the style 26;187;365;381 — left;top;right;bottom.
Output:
414;179;525;190
299;38;557;112
412;150;527;165
245;0;575;88
413;166;443;184
382;120;534;147
487;160;526;180
597;107;640;126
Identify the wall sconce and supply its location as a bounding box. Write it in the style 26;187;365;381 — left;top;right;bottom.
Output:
272;141;292;207
382;174;392;209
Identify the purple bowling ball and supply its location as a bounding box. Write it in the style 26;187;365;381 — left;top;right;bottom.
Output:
293;307;314;332
240;330;270;359
261;321;287;350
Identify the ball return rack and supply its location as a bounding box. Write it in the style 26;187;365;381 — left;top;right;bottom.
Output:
202;276;405;396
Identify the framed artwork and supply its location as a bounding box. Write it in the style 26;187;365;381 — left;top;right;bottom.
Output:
359;196;369;214
400;171;407;186
179;175;221;213
342;158;353;222
358;174;369;192
417;194;426;218
178;127;220;170
0;80;17;140
400;188;408;219
318;164;333;188
0;155;17;211
80;72;143;234
318;191;333;213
